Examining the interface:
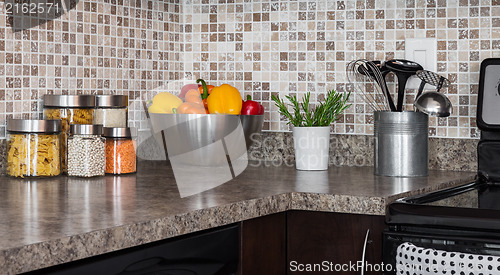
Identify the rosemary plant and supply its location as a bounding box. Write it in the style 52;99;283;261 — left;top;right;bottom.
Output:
271;90;351;127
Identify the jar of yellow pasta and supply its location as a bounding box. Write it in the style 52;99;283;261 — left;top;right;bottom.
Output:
43;95;96;173
7;119;62;178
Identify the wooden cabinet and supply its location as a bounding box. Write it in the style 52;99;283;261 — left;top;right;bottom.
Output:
239;212;287;275
239;211;386;274
287;211;386;275
27;211;384;274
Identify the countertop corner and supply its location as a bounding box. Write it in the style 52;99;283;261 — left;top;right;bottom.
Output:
0;161;476;274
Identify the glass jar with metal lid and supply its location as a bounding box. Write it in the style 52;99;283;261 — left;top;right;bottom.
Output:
94;95;128;127
6;119;62;178
67;124;105;177
103;127;136;174
43;95;96;173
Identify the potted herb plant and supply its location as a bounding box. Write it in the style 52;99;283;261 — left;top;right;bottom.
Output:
272;90;351;170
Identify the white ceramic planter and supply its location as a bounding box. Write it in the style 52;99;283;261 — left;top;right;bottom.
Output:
292;126;331;170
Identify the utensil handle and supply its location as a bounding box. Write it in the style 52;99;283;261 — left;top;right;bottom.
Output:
436;77;445;92
382;84;396;112
380;70;396;111
396;76;409;112
416;80;426;100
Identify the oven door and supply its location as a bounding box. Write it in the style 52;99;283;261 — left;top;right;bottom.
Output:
383;230;500;275
383;181;500;275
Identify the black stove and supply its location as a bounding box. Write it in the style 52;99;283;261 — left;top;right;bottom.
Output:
388;181;500;232
383;181;500;275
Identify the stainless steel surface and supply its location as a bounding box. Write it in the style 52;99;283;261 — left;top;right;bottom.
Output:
43;95;96;107
102;127;135;138
436;77;446;92
415;70;451;99
239;114;264;149
417;70;450;86
414;91;453;117
7;119;61;133
70;124;103;135
363;60;396;111
374;111;429;177
95;95;128;107
360;229;370;275
148;114;264;165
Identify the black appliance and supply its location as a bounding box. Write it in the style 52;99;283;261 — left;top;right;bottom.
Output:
24;224;239;275
383;58;500;275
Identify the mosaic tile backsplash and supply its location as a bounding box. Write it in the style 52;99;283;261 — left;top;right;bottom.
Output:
183;0;499;138
0;0;499;139
0;0;183;134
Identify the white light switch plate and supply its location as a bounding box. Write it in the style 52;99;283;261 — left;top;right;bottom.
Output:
404;38;437;89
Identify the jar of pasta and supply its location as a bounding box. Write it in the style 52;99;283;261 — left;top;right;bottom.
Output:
43;95;96;173
67;124;105;177
95;95;128;127
7;119;62;178
103;127;136;174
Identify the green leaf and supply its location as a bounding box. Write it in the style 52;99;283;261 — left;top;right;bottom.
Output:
271;89;351;127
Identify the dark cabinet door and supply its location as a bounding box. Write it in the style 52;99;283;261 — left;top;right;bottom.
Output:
287;211;386;275
239;212;287;275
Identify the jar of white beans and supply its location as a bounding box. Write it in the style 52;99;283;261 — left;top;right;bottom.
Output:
67;124;105;177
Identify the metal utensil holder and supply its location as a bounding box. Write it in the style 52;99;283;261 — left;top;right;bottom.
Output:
374;111;429;177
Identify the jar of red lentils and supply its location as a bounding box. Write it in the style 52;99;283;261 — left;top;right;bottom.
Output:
103;127;136;174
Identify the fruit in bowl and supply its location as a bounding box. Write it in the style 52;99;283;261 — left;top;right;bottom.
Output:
148;79;264;116
241;95;265;115
148;91;183;114
147;80;264;165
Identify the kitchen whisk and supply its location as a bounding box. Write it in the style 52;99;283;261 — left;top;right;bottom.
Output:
346;59;392;112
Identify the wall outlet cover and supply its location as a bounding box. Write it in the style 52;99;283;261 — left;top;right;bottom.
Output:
405;38;437;89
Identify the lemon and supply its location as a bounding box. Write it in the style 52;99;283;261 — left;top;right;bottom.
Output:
148;103;169;114
148;92;182;114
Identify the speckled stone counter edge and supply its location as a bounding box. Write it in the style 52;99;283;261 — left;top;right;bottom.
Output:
2;194;291;274
0;171;476;275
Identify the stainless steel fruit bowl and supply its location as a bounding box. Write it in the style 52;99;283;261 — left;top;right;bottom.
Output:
148;113;264;165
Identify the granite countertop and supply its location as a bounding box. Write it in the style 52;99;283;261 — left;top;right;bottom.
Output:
0;161;475;274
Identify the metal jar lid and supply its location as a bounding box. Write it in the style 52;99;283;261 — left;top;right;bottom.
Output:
70;124;103;135
102;127;135;138
44;95;96;108
95;95;128;108
7;119;61;133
